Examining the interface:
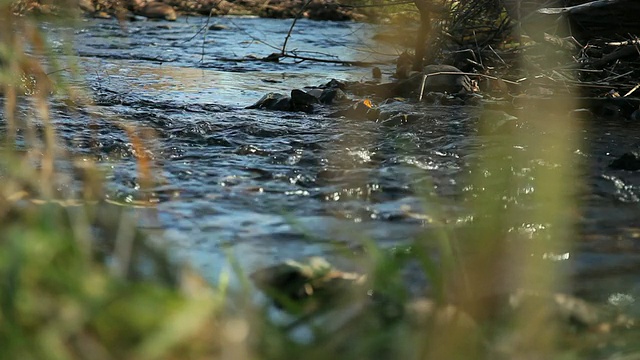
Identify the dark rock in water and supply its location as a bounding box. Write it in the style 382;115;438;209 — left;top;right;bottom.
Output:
361;64;474;99
209;24;227;31
376;99;423;125
477;110;521;134
290;89;318;112
422;64;473;94
305;88;323;98
592;97;637;120
248;84;349;112
464;93;484;106
609;152;640;171
377;98;413;120
596;101;624;119
319;88;348;104
250;257;363;313
247;90;318;113
323;79;346;90
395;64;473;97
330;100;379;120
380;113;422;126
246;92;291;111
303;82;349;104
373;82;401;98
291;89;318;105
422;91;447;104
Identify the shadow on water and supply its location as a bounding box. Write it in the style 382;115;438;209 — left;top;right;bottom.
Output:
27;16;640;302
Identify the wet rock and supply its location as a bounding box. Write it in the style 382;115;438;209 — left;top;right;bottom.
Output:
609;152;640;171
208;24;227;31
401;65;472;97
291;89;318;105
290;89;318;112
380;113;422;126
323;78;347;90
138;2;177;21
301;79;349;104
251;257;364;312
377;98;412;118
440;95;466;106
246;92;291;111
305;88;323;99
330;99;380;120
247;90;319;113
376;99;424;126
475;110;521;135
591;97;638;120
421;91;447;104
424;65;472;92
463;93;483;106
319;87;349;104
354;64;474;100
596;101;625;119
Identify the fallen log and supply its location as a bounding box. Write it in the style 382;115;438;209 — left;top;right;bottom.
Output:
537;0;640;41
583;45;639;70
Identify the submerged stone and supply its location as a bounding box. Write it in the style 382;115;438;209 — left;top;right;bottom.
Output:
380;113;422;126
477;110;521;134
609;152;640;171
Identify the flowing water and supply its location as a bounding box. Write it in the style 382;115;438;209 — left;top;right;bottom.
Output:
13;16;640;305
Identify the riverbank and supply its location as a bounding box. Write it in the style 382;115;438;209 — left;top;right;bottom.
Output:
15;0;374;21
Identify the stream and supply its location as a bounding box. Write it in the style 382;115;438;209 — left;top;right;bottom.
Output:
21;16;640;306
